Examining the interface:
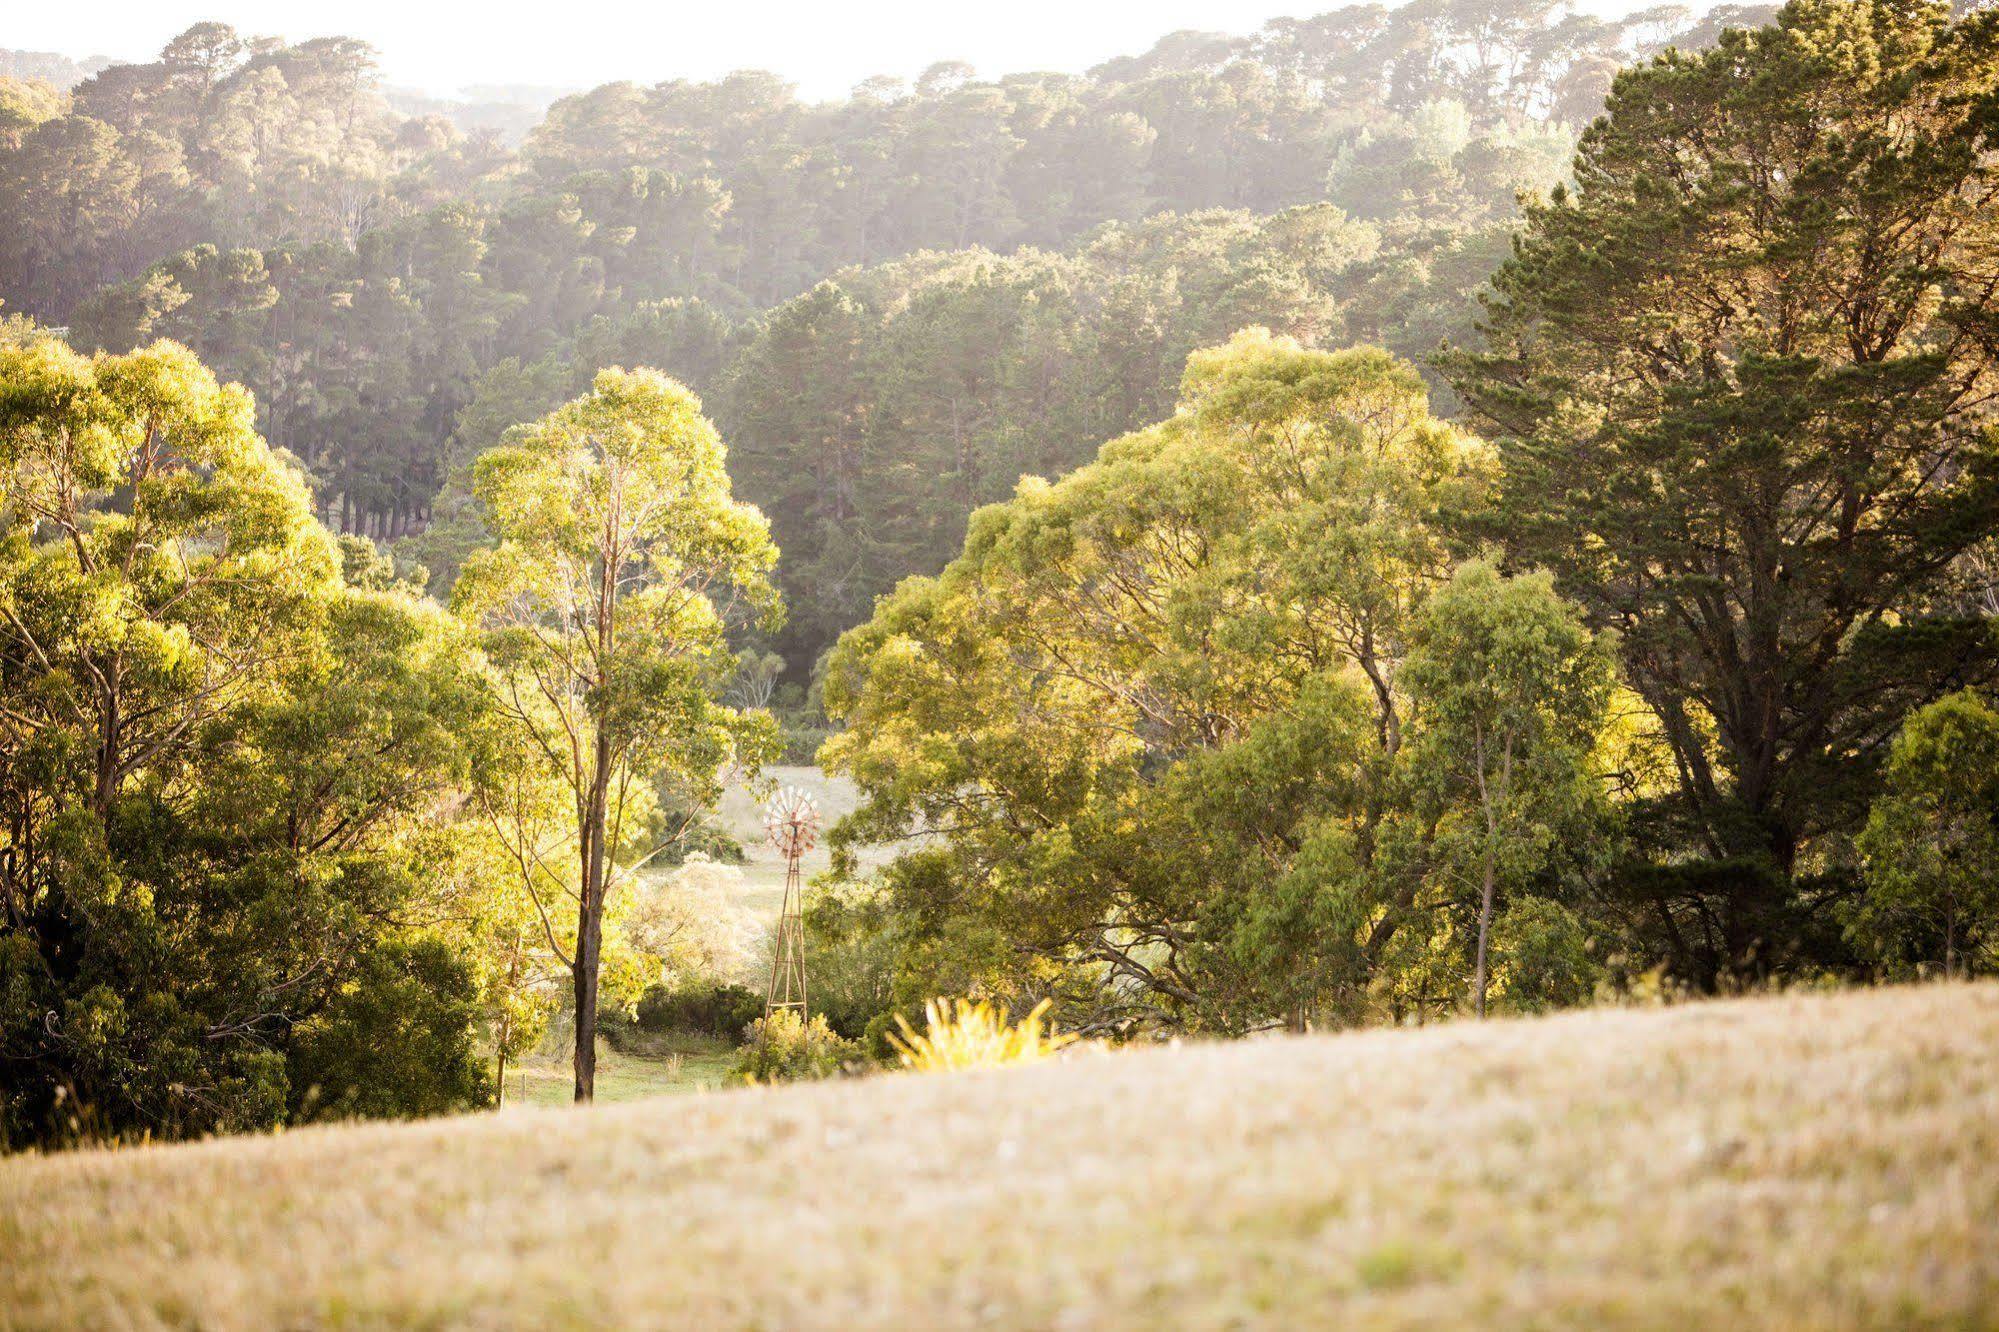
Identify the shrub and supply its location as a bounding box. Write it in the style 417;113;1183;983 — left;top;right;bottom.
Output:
778;722;836;765
1851;689;1999;980
289;938;492;1122
1490;898;1602;1015
804;881;898;1041
660;819;747;866
732;1010;860;1083
631;980;764;1039
887;997;1073;1072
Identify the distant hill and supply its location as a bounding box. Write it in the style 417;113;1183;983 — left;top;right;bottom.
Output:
4;983;1994;1328
384;83;576;145
0;48;112;89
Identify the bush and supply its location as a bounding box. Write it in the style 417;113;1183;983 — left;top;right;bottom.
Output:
1490;899;1602;1015
732;1010;860;1082
629;980;764;1039
1851;689;1999;980
659;818;747;866
804;881;898;1041
289;938;492;1122
778;721;835;765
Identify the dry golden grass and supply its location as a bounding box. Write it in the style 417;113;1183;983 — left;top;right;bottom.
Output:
4;984;1997;1330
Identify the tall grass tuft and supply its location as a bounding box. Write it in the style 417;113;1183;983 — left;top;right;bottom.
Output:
888;997;1074;1072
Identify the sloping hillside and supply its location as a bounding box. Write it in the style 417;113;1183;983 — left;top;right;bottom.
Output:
4;985;1996;1329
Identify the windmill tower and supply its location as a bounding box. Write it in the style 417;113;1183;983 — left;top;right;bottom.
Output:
761;785;820;1028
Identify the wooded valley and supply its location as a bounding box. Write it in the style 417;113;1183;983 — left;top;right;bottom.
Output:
2;0;1997;1163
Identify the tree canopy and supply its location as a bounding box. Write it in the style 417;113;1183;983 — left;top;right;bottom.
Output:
821;334;1618;1033
0;333;497;1143
1449;0;1999;984
9;5;1770;641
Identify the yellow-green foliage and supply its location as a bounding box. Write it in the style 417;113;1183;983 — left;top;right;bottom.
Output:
733;1009;858;1083
888;997;1074;1072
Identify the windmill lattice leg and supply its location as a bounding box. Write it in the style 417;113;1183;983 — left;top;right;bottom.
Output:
763;852;809;1024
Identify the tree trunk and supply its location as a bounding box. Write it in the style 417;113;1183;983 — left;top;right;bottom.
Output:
94;684;120;821
1473;851;1496;1019
571;736;615;1103
571;930;600;1102
1471;728;1504;1020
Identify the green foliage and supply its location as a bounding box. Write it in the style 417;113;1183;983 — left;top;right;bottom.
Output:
0;26;488;323
1489;898;1602;1015
1449;0;1999;986
732;1009;860;1083
289;938;491;1123
722;215;1436;665
631;980;763;1040
1851;691;1999;978
821;333;1549;1033
1404;562;1616;1015
0;335;500;1146
482;922;561;1094
803;880;901;1043
1165;673;1397;1030
0;76;65;150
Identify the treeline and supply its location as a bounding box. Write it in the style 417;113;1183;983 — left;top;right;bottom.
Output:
0;49;111;91
5;3;1780;666
0;25;502;322
54;108;1563;659
412;207;1508;662
6;2;1746;321
512;0;1704;296
61;127;1543;662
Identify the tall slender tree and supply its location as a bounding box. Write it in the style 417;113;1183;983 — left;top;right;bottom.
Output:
453;367;778;1101
1403;562;1615;1016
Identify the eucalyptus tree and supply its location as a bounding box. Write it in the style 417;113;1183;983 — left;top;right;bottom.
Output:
822;332;1498;1032
1403;562;1615;1017
453;368;778;1101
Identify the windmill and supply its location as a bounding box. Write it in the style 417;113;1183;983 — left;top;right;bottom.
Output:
760;785;820;1030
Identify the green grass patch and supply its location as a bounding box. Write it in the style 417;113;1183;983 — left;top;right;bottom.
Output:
503;1037;738;1107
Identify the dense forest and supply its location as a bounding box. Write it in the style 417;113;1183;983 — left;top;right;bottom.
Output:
5;2;1763;667
4;0;1998;1148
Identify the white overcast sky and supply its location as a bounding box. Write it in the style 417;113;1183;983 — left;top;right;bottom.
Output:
6;0;1656;101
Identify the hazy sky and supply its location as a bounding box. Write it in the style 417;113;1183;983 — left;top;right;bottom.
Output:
8;0;1647;101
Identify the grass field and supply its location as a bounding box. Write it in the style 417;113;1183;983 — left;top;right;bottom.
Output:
4;983;1997;1329
503;1037;738;1107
